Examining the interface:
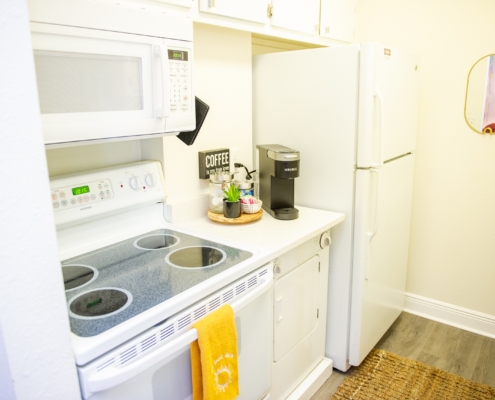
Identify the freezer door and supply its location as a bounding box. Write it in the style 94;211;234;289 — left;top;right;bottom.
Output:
349;154;415;366
357;43;420;168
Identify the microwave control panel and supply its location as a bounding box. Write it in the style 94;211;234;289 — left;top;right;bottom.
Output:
168;48;192;115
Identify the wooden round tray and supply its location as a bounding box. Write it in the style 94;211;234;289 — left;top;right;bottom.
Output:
207;209;263;224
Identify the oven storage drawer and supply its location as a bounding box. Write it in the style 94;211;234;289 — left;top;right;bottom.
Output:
30;22;195;147
78;265;273;399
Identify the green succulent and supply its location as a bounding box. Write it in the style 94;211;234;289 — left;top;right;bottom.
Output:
223;184;241;202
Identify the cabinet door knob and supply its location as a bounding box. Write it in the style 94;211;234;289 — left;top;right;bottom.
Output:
320;232;331;249
267;4;273;17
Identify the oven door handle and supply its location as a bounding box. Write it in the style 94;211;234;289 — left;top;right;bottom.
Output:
86;268;273;395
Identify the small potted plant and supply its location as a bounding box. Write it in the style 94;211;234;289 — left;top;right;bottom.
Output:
223;184;242;218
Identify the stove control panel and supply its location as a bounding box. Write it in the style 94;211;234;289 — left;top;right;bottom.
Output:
51;179;114;211
50;161;165;229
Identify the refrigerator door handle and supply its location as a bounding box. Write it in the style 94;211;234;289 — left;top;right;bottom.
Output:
366;168;380;280
371;88;384;168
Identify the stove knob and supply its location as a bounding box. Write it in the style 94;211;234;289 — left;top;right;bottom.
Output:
129;176;140;191
144;174;155;187
319;232;331;249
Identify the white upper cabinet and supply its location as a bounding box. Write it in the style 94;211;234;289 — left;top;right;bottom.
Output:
198;0;268;24
320;0;356;42
92;0;357;46
154;0;193;7
269;0;320;36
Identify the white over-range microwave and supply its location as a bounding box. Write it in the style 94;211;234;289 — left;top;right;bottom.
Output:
29;0;195;147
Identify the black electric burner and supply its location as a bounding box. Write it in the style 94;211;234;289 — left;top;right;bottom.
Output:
63;265;97;291
62;229;253;337
134;234;179;250
69;288;131;318
167;246;225;269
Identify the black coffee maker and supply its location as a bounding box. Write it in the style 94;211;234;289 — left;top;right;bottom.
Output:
256;144;300;220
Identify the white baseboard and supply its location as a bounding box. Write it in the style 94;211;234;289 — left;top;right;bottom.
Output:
404;292;495;339
286;358;333;400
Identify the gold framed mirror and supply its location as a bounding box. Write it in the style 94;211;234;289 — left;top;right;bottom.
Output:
465;54;495;134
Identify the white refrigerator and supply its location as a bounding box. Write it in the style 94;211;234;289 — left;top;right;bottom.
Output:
253;43;420;371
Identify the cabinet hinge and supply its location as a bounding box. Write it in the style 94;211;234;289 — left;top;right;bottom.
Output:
317;309;319;318
318;262;321;272
208;0;215;7
267;4;273;18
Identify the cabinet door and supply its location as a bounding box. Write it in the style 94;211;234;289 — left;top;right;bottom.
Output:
320;0;356;42
270;0;320;35
198;0;267;24
273;255;319;362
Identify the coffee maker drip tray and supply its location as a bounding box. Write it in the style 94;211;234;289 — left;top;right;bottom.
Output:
270;207;299;220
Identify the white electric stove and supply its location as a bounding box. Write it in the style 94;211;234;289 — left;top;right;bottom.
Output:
51;161;273;400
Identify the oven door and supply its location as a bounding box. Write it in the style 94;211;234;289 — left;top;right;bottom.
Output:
31;23;195;147
79;267;273;400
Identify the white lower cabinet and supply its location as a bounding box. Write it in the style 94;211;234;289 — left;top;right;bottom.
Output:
319;0;356;42
269;0;320;36
198;0;268;24
270;232;332;400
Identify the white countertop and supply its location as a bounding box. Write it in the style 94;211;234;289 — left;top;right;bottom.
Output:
176;205;345;266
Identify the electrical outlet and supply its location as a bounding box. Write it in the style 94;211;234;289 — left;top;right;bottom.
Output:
230;147;239;172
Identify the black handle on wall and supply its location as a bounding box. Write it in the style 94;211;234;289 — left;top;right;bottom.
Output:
176;97;210;146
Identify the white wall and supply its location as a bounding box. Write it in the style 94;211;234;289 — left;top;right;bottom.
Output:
0;0;81;398
355;0;495;317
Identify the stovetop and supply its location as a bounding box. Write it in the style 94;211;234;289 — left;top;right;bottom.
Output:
62;228;253;337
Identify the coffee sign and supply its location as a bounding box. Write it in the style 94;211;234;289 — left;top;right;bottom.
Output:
198;148;230;179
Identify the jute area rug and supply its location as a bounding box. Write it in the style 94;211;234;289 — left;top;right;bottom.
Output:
331;349;495;400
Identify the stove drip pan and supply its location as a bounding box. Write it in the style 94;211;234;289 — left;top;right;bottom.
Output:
68;288;132;319
166;246;226;269
134;234;179;250
63;265;98;291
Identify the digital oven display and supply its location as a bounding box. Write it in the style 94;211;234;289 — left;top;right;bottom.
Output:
72;185;90;196
168;50;188;61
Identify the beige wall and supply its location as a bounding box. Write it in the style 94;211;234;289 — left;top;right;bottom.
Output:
355;0;495;316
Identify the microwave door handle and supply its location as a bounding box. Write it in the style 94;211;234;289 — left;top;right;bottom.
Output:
153;45;170;119
85;268;273;396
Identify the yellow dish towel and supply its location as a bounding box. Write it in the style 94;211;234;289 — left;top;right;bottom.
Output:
191;304;239;400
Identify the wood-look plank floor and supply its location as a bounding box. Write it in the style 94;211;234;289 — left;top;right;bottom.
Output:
311;312;495;399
